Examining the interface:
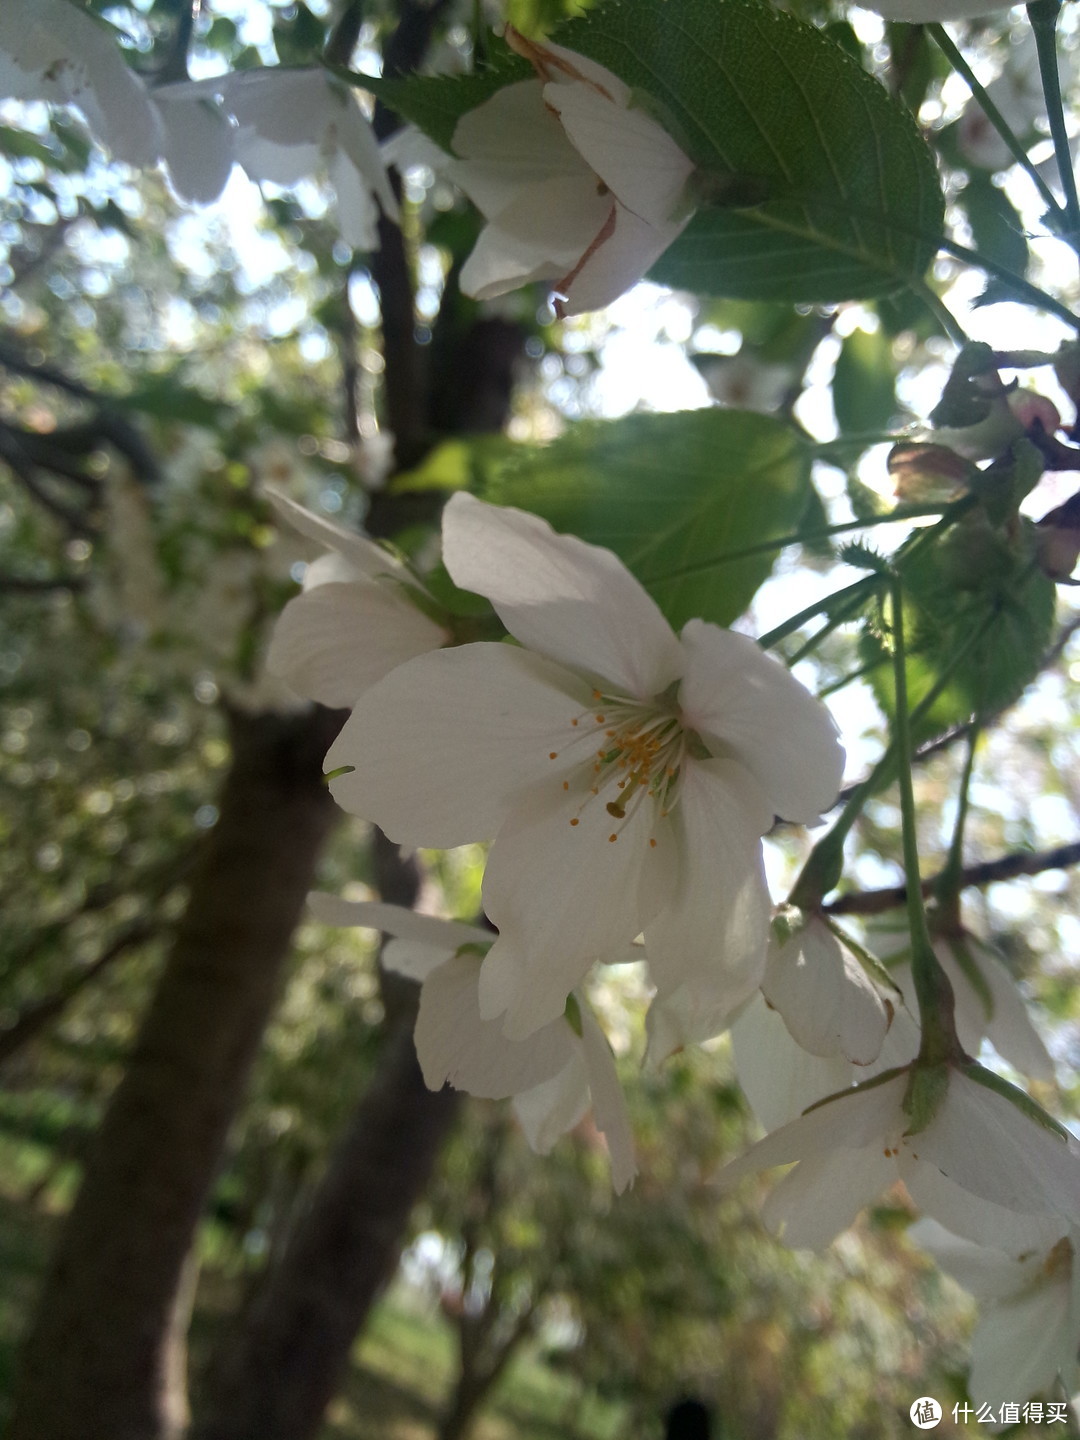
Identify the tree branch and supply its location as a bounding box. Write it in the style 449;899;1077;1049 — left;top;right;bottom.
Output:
824;839;1080;915
0;571;87;593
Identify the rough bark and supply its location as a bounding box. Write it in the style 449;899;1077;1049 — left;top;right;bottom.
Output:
193;1016;460;1440
8;705;341;1440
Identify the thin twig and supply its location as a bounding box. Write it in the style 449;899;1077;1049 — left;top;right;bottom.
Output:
824;839;1080;915
0;572;86;594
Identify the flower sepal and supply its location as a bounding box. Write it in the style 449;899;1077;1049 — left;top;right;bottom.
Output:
902;1061;950;1138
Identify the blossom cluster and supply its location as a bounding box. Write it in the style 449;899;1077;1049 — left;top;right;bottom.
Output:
0;6;696;313
271;487;1080;1408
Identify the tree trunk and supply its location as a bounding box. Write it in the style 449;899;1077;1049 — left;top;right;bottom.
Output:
437;1374;493;1440
192;1018;460;1440
8;705;341;1440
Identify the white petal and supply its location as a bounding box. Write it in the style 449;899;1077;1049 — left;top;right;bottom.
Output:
267;581;447;708
442;494;683;700
678;620;845;825
580;1003;637;1193
458;176;611;299
381;939;459;982
451;81;588;203
542;79;694;226
459;219;570;301
302;553;362;589
519;38;633;107
414;955;576;1098
332;88;400;223
970;1279;1076;1411
914;1072;1080;1222
266;489;407;580
558;202;687;317
910;1219;1051;1302
155;93;234;204
327;144;382;250
967;938;1055;1083
643;759;771;1062
326;643;586;848
513;1054;590;1153
0;0;164;167
479;774;663;1036
715;1073;908;1191
905;1164;1067;1257
306;893;490;949
762;1143;897;1250
763;917;889;1066
223;69;328;185
731;992;854;1133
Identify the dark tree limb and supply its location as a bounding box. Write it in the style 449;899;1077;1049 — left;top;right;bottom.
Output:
0;571;86;593
824;838;1080;916
192;1017;459;1440
0;916;164;1068
8;705;343;1440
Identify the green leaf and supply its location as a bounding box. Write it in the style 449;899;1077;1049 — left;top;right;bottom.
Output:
120;373;227;429
373;0;944;302
391;435;521;494
961;173;1030;301
833;327;897;435
488;410;810;628
361;43;531;152
862;512;1057;742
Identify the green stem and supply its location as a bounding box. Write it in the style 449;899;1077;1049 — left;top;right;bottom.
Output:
644;506;948;585
910;276;969;346
928;22;1063;221
813;432;908;459
890;576;959;1063
787;605;861;666
935;721;980;913
817;657;885;699
789;603;996;908
1027;0;1080;240
939;236;1080;330
758;575;879;651
760;496;978;655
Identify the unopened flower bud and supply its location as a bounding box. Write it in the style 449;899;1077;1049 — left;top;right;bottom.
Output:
1053;344;1080;423
887;442;973;503
1008;389;1061;436
1036;490;1080;581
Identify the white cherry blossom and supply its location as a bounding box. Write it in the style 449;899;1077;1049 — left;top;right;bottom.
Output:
266;491;448;709
730;991;854;1133
716;1065;1080;1251
913;1218;1080;1416
762;913;898;1067
307;894;636;1191
326;493;844;1041
155;69;399;244
446;33;696;316
879;925;1054;1082
0;0;164;167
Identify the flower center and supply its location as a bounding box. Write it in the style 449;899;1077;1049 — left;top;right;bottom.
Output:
551;688;690;841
